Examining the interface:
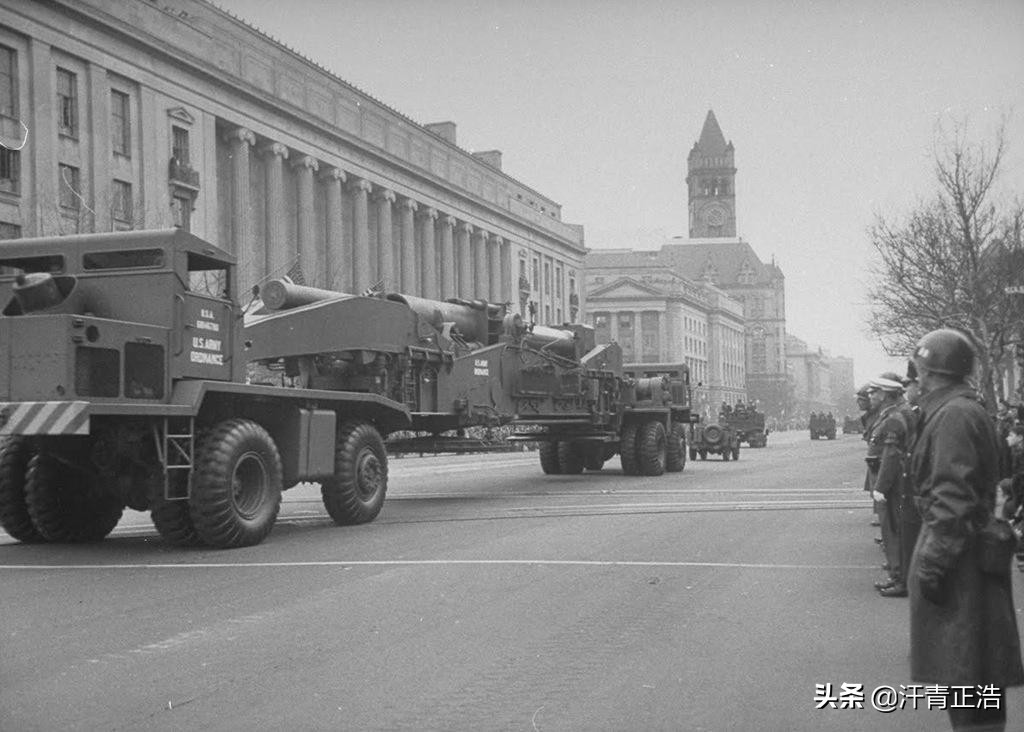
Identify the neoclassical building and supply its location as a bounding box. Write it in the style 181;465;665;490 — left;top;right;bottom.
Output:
583;255;745;418
0;0;584;319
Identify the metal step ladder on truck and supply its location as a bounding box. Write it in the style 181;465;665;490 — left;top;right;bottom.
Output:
0;229;410;548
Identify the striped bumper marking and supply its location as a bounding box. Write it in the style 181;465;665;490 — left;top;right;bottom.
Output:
0;401;90;435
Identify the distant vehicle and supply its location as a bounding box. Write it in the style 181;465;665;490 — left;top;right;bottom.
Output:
721;406;768;448
809;412;837;440
842;416;863;434
689;420;741;461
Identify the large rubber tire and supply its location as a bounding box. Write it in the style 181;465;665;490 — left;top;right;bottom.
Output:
637;421;667;477
25;452;123;542
321;420;388;525
151;499;202;546
665;424;686;473
703;425;723;446
0;438;44;543
189;418;283;548
558;442;584;475
620;422;640;476
539;442;561;474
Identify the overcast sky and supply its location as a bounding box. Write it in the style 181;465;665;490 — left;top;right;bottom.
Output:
212;0;1024;385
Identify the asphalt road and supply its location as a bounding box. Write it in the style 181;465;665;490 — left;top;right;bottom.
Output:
2;430;1023;731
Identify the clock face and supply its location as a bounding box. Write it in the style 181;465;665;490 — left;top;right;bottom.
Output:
705;206;726;227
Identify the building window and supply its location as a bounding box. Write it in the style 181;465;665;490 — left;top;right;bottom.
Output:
112;180;133;223
0;148;19;194
531;257;539;290
0;221;21;239
0;45;16;118
544;305;551;323
544;262;551;295
58;164;81;210
57;68;78;138
172;125;190;165
111;90;130;157
172;191;191;231
555;266;562;298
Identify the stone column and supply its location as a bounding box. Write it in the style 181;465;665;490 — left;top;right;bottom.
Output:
457;222;473;299
349;178;372;290
500;239;513;303
225;127;256;294
473;228;489;301
260;142;289;282
439;215;456;298
322;167;347;291
609;310;619;344
399;197;418;293
293;155;319;286
658;310;668;362
488;234;503;304
375;188;396;289
418;207;439;299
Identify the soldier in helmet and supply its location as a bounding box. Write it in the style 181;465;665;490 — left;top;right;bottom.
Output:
907;328;1024;728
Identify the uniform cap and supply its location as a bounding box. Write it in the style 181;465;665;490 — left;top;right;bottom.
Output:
855;383;872;397
867;376;904;393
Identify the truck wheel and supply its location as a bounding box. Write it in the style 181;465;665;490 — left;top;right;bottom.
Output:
322;420;388;525
637;421;666;476
539;442;561;474
665;424;686;473
620;422;640;476
151;499;202;546
190;418;282;548
0;438;45;543
25;452;123;542
558;442;584;474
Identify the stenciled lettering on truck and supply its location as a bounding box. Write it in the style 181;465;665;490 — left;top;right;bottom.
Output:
473;358;489;377
189;308;225;366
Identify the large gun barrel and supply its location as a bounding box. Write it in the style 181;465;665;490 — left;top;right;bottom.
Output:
261;279;350;311
522;325;578;359
385;293;490;343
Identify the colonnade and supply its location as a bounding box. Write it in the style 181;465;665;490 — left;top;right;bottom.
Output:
225;126;515;304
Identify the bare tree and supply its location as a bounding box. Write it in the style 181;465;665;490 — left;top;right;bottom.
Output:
867;118;1024;407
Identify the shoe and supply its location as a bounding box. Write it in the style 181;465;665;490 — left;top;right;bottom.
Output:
878;584;908;598
874;578;896;590
874;537;883;545
870;519;881;527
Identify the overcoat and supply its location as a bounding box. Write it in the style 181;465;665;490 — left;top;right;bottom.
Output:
908;383;1024;686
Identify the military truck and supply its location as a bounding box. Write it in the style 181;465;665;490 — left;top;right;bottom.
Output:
721;406;768;448
809;412;837;440
688;419;740;461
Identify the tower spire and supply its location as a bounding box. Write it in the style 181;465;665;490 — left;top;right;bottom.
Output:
686;110;737;238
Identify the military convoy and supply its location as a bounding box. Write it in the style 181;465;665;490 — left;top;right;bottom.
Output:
0;230;696;549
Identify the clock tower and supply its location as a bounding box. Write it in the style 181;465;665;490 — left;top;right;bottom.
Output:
687;110;737;238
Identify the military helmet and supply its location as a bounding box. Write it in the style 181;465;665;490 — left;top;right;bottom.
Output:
912;328;975;378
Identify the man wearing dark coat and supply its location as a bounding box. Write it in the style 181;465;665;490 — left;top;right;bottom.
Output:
908;328;1024;731
867;375;910;596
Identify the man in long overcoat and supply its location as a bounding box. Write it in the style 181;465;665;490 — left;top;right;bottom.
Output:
908;328;1024;730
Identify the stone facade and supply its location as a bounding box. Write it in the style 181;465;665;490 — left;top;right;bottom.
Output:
0;0;583;317
583;255;746;419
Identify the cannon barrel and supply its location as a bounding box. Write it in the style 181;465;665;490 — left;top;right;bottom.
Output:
522;325;577;359
386;293;490;342
261;279;351;311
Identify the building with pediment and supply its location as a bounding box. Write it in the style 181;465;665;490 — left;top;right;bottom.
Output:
0;0;583;319
583;256;746;419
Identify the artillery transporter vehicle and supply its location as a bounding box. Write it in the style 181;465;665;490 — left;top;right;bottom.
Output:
0;230;696;550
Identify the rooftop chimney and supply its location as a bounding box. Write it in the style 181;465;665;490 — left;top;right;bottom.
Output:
472;150;502;170
425;121;456;145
